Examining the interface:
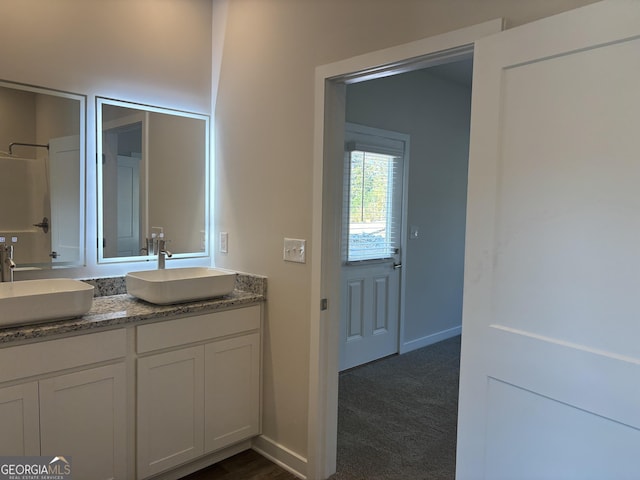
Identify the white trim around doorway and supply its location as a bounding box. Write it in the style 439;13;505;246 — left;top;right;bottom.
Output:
307;18;504;480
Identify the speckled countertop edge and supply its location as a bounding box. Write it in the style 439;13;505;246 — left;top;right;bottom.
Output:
0;290;264;345
0;272;267;345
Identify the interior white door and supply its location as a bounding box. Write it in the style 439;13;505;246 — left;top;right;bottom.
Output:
116;154;141;256
49;135;80;264
457;2;640;478
340;124;407;371
102;131;119;258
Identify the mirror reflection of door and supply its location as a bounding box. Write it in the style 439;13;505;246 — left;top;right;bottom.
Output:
116;154;141;256
49;135;81;264
102;114;147;258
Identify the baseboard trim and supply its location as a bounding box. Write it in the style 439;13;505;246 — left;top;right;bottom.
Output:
400;325;461;354
149;440;252;480
252;435;308;479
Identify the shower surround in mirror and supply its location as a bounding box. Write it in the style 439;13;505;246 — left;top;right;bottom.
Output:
0;81;85;268
97;98;209;263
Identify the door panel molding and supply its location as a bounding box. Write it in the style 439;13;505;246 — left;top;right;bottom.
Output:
346;279;364;340
373;275;389;334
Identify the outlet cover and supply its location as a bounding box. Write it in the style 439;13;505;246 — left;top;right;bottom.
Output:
283;238;306;263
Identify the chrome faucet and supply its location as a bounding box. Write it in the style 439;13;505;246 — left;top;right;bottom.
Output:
0;244;16;282
157;238;172;269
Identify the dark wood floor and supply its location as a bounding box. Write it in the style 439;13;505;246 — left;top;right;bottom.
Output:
180;450;298;480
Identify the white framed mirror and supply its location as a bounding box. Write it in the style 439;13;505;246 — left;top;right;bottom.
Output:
96;98;209;264
0;80;85;269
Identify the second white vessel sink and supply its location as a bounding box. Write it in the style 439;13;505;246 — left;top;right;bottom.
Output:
0;279;94;327
126;267;236;305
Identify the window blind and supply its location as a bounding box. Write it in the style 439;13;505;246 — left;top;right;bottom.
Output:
344;147;403;263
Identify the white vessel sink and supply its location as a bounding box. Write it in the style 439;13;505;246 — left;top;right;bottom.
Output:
126;267;236;305
0;279;94;327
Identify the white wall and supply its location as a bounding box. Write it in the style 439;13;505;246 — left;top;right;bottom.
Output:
0;0;212;278
214;0;599;467
0;0;212;111
346;68;472;350
0;88;36;156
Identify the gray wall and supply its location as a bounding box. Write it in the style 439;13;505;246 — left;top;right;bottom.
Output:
346;68;472;350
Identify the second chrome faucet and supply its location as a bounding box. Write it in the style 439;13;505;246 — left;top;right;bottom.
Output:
157;237;172;269
0;244;16;282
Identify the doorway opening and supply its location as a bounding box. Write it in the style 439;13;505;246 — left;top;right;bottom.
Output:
340;60;473;372
334;59;473;478
308;19;503;480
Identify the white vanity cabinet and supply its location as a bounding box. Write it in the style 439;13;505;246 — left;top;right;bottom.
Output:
0;330;127;480
39;363;127;478
136;305;261;479
203;332;260;452
137;346;205;476
0;381;39;456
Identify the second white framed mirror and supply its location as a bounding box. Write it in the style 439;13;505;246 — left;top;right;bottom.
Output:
97;98;209;264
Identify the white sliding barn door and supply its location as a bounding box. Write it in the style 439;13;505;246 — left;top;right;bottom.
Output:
457;2;640;479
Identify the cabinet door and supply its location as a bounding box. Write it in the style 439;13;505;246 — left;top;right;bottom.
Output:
39;363;127;480
137;346;204;479
0;382;40;456
204;333;260;453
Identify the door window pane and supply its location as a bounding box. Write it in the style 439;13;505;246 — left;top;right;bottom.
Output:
347;150;399;262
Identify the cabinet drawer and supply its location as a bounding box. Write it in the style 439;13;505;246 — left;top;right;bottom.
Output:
0;329;127;384
137;305;261;353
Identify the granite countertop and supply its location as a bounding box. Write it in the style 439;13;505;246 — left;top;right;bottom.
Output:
0;273;266;345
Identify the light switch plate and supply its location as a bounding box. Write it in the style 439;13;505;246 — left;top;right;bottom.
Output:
220;232;228;253
283;238;306;263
